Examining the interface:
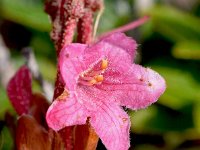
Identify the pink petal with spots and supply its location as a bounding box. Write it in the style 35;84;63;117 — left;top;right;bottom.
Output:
90;103;130;150
77;44;165;110
46;92;89;131
7;66;32;115
99;64;166;110
59;44;87;90
76;56;165;110
48;32;166;150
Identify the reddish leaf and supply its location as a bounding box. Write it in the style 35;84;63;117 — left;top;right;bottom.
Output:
16;115;64;150
74;124;99;150
16;115;51;150
30;93;50;128
58;127;74;150
7;66;32;115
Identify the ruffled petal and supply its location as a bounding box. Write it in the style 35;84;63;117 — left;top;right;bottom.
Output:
90;103;130;150
46;92;89;131
59;44;87;90
98;64;166;110
83;33;136;68
100;32;137;60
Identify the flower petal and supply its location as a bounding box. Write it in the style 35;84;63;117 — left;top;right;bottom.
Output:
7;66;32;115
99;64;166;110
83;33;136;67
90;103;130;150
59;44;87;90
100;32;137;60
46;92;89;131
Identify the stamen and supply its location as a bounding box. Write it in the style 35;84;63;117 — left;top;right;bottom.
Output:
88;75;104;85
80;76;94;81
85;70;105;77
94;75;104;82
78;80;93;86
79;59;108;86
89;79;97;85
101;59;108;70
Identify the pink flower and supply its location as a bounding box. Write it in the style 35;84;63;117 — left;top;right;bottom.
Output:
46;32;166;150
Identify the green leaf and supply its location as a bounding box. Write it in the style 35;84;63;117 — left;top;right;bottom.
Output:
193;104;200;132
0;87;13;119
130;103;194;133
30;32;56;60
98;0;131;34
129;106;157;132
148;6;200;42
0;127;14;149
37;58;57;82
0;0;51;31
172;41;200;60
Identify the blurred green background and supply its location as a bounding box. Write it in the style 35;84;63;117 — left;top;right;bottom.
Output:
0;0;200;149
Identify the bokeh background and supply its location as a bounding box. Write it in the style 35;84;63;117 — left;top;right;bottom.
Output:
0;0;200;149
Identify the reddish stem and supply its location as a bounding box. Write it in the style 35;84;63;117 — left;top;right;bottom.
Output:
77;10;93;44
62;18;77;47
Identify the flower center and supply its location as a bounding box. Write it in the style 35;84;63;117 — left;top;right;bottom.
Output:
78;59;108;86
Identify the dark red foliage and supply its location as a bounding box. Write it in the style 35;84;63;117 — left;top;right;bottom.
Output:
16;115;64;150
7;66;32;115
6;65;65;149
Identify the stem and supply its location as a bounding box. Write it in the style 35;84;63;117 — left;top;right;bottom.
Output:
77;10;93;44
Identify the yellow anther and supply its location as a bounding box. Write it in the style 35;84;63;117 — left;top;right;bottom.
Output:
89;79;97;85
94;75;104;82
89;75;104;85
101;59;108;70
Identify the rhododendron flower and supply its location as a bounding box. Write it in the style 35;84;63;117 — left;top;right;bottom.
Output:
46;32;166;150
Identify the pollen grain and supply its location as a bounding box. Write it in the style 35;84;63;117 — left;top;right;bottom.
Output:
89;79;97;85
94;75;104;82
101;59;108;70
